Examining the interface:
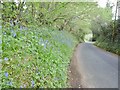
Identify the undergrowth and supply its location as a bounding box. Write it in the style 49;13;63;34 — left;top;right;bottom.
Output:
95;38;120;55
1;26;78;88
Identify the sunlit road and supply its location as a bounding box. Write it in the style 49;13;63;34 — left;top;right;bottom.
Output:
77;43;118;88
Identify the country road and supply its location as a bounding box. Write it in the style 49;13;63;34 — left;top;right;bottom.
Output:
69;43;118;88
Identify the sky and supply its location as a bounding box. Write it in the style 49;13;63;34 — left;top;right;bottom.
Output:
98;0;118;19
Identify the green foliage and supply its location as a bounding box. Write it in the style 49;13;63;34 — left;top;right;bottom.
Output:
1;2;100;42
90;5;120;55
95;41;120;55
2;26;77;88
93;19;120;55
1;1;119;88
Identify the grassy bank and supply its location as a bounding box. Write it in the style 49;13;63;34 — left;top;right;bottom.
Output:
95;40;120;55
1;26;78;88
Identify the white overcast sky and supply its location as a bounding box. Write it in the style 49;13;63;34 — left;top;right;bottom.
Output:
98;0;118;19
98;0;117;9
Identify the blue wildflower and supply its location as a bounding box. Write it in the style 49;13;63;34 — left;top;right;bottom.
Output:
44;43;46;49
8;81;12;86
11;30;14;33
0;40;2;44
20;26;23;30
24;27;28;30
58;48;60;52
37;72;40;75
54;77;59;81
13;32;16;38
39;38;43;45
11;30;17;38
3;32;6;35
31;80;35;87
0;25;2;29
4;57;8;61
40;38;44;42
5;72;8;77
20;85;23;88
45;40;48;44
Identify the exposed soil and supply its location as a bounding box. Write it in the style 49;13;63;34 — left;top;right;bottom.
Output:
68;44;82;88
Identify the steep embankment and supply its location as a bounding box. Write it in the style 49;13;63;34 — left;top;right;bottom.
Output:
2;27;78;88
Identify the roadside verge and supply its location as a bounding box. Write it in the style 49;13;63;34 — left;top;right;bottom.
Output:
68;44;82;88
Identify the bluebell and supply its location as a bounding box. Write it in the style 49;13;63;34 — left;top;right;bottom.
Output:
4;57;8;61
31;80;35;87
5;72;8;77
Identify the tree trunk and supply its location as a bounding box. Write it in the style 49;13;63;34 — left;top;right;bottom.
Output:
112;1;118;42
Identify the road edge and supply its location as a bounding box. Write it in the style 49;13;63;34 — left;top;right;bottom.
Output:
67;43;83;88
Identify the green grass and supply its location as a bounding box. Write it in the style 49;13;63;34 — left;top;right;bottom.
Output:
95;39;120;55
1;26;78;88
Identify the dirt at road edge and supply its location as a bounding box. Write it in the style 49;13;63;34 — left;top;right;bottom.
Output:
68;44;83;88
